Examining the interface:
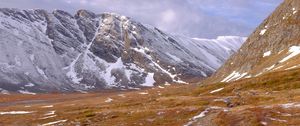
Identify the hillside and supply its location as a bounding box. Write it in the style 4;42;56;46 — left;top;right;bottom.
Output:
207;0;300;83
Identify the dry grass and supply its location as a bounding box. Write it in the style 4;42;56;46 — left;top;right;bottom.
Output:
0;68;300;125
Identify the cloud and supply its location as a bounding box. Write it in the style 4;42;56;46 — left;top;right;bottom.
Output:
160;9;176;24
66;0;72;4
79;0;88;5
0;0;283;38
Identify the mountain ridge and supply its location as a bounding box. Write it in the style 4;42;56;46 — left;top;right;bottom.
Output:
0;8;245;93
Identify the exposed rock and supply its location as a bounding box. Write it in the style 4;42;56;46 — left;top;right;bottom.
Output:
0;8;245;92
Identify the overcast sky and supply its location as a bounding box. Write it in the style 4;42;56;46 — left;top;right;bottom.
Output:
0;0;283;38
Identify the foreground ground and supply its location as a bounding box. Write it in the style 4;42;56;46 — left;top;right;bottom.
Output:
0;68;300;126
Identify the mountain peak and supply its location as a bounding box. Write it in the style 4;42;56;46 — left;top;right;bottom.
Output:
0;8;245;93
53;9;73;17
75;9;96;19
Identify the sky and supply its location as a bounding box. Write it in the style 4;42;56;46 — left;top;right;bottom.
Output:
0;0;283;38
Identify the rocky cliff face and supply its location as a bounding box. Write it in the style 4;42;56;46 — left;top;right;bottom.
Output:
208;0;300;83
0;8;245;93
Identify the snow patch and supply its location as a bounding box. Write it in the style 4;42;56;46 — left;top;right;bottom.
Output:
184;107;224;126
261;121;267;126
210;88;224;94
283;16;286;20
201;71;207;77
105;98;113;103
139;92;148;95
265;65;276;71
0;88;9;95
19;90;36;95
118;94;126;97
280;103;300;108
192;109;209;119
280;46;300;63
293;10;298;14
293;8;298;14
36;66;48;79
120;15;128;21
140;73;155;87
164;82;171;86
132;31;137;35
274;66;284;70
244;75;252;78
260;29;267;35
255;72;263;77
285;64;300;70
41;105;54;108
267;117;287;122
25;83;35;87
39;115;57;120
0;111;34;115
263;51;271;57
40;119;67;126
65;54;83;84
133;47;186;84
24;105;31;108
158;86;165;89
44;111;56;116
157;111;165;115
102;58;129;86
221;71;248;82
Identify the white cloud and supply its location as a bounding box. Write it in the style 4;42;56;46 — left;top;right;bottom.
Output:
0;0;283;38
66;0;72;4
161;9;176;23
79;0;88;5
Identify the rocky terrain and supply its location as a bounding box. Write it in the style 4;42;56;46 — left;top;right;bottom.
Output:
0;8;245;93
207;0;300;83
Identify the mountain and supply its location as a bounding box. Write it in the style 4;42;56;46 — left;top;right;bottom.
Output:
0;8;245;93
207;0;300;83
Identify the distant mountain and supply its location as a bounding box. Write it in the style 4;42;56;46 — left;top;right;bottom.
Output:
0;8;245;93
208;0;300;83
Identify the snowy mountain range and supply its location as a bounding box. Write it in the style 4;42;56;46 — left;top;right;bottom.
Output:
0;8;246;93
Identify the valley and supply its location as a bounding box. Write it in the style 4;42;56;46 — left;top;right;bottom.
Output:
1;67;300;125
2;0;300;125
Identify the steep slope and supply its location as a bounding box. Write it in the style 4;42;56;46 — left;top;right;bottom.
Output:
0;8;245;93
208;0;300;83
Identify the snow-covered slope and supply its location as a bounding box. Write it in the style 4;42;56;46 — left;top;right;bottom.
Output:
0;8;245;93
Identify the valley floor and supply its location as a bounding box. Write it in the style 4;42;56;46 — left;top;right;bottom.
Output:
1;68;300;126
